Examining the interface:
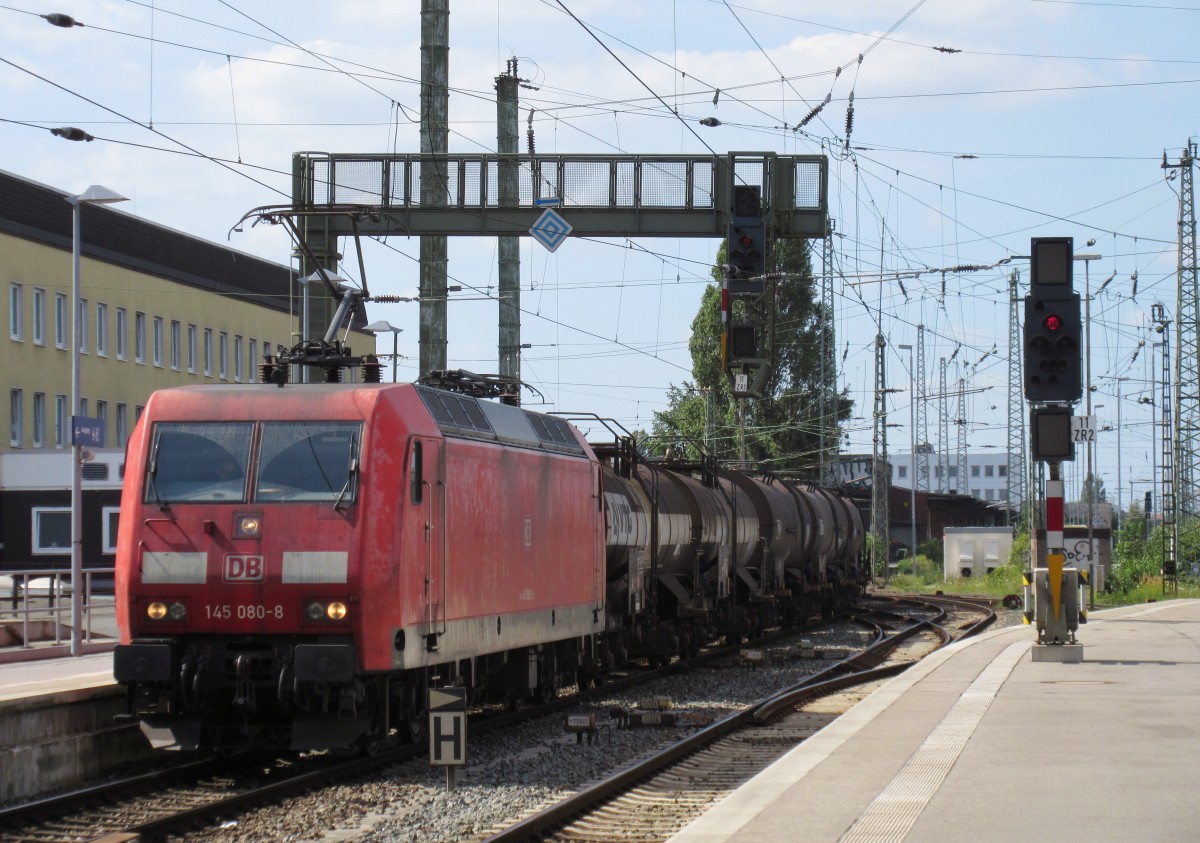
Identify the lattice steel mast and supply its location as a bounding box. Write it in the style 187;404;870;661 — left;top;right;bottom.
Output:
819;218;837;482
1154;302;1177;593
916;324;930;494
939;357;950;492
956;375;968;492
872;333;891;579
1165;143;1198;584
1007;270;1028;525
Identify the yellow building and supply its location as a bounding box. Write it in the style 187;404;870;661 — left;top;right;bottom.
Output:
1;168;373;576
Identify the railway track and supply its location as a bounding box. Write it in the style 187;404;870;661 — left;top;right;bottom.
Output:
483;596;994;843
0;600;990;842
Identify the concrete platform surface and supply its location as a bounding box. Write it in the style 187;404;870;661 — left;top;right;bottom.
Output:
0;650;114;705
670;599;1200;843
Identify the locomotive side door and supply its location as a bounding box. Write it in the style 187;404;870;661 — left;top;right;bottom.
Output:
412;436;446;651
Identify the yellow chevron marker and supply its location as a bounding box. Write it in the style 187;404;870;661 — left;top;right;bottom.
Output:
1048;552;1064;622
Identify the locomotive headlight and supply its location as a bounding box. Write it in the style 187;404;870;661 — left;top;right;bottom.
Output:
146;601;186;621
304;600;349;621
234;514;262;539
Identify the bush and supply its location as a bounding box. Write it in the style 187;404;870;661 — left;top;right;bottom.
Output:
918;538;943;567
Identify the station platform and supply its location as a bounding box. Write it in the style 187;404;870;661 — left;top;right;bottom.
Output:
0;649;115;703
670;599;1200;843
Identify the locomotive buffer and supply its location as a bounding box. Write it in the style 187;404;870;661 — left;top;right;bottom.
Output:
429;687;467;790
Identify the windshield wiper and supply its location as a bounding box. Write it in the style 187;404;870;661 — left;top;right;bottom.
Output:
147;438;169;512
332;437;359;512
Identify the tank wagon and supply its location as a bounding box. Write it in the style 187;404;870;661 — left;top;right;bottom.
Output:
114;381;864;752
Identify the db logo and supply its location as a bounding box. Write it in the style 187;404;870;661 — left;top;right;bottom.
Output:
224;554;264;582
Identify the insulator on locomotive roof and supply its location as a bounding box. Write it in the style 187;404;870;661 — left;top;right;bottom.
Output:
361;361;384;383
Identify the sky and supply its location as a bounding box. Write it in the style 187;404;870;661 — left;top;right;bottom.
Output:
2;0;1197;509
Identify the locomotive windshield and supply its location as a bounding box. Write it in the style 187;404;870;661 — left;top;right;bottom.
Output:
255;422;361;503
145;422;253;503
144;421;361;505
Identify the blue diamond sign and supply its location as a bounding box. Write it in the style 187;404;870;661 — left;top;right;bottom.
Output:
530;207;573;253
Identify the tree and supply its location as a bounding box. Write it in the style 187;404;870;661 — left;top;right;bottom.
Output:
1081;472;1108;504
650;236;852;476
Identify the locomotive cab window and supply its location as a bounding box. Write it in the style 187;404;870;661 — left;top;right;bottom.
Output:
255;422;362;504
145;422;253;503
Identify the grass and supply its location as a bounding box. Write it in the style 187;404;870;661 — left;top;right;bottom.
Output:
879;555;1200;607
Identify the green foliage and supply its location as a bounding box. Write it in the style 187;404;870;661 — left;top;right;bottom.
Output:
651;238;852;475
1081;472;1108;503
918;538;943;567
1007;530;1030;569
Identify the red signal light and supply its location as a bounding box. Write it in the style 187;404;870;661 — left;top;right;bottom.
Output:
1043;314;1062;332
739;235;753;248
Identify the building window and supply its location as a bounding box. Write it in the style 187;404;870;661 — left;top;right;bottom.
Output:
234;335;243;382
898;465;908;479
971;465;980;477
33;508;71;553
934;465;943;479
54;293;67;349
32;392;45;448
187;324;197;373
102;507;121;554
135;405;144;423
116;402;127;446
971;488;981;499
985;464;994;477
204;329;213;375
219;332;228;379
116;307;127;360
95;401;107;447
153;316;164;367
96;303;108;356
55;394;66;448
77;298;88;353
170;321;181;370
9;283;22;340
248;339;258;382
134;312;146;363
998;464;1008;477
32;288;45;345
79;398;86;417
948;466;958;478
10;388;22;446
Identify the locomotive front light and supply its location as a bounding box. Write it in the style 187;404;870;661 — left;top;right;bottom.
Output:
303;600;349;622
234;514;262;539
146;601;186;622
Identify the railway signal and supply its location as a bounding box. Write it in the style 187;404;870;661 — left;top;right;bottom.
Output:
725;218;766;294
1023;237;1082;403
725;185;767;295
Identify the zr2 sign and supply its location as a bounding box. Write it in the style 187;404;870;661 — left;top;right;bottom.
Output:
1071;415;1096;443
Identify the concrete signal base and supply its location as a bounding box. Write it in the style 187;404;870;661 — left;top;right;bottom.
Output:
1031;643;1084;663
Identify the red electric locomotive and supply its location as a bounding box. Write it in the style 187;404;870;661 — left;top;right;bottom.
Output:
114;381;605;751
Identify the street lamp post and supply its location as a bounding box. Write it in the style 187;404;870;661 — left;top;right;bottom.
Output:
363;321;403;383
898;344;917;568
68;185;127;657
